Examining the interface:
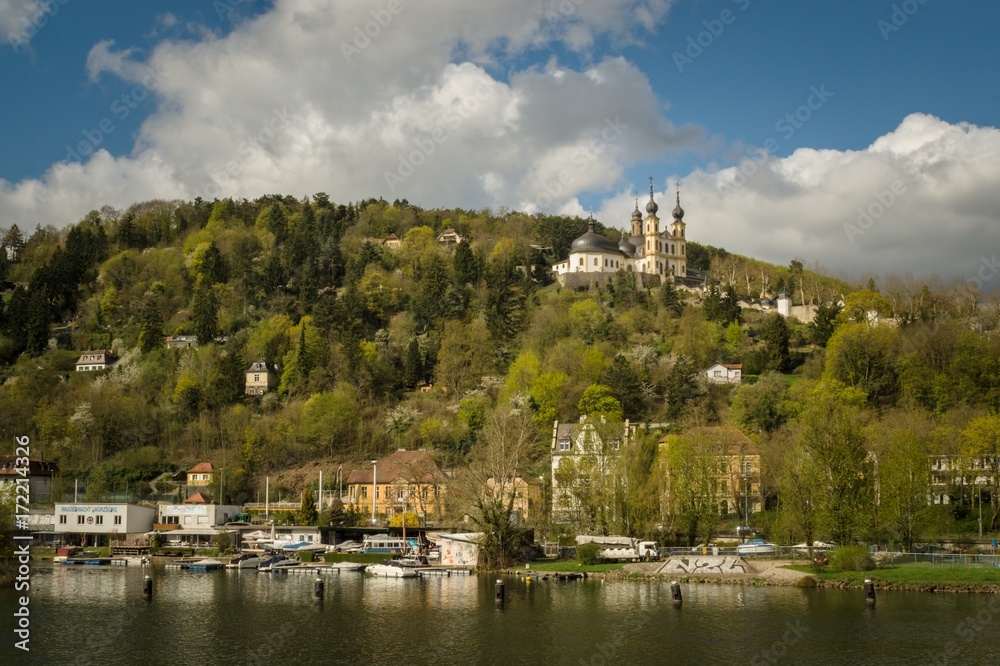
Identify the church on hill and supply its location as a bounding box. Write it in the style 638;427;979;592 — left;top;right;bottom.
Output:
552;179;706;290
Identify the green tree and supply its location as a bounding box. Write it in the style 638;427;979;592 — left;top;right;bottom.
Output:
300;487;319;525
824;323;899;404
192;277;219;345
577;384;624;422
138;295;164;354
661;279;683;317
960;414;1000;530
453;239;479;286
760;313;791;372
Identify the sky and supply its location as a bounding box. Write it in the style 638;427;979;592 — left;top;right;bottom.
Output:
1;0;998;281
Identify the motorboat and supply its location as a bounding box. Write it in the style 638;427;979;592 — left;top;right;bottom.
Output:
188;558;224;571
328;561;366;572
365;561;418;578
259;555;302;572
736;538;777;556
792;541;836;554
226;553;266;569
256;554;288;571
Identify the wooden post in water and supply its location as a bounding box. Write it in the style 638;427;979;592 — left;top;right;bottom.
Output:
671;580;682;606
495;579;505;608
143;575;153;600
864;578;876;606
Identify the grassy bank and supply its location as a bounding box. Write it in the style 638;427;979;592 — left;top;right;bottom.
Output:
788;563;1000;586
323;552;395;564
517;560;625;573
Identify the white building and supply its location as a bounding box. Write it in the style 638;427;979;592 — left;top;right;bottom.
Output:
54;503;156;545
705;362;743;384
157;503;241;528
552;182;690;284
74;350;114;372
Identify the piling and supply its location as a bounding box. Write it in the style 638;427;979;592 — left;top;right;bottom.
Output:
495;578;505;608
670;580;682;606
314;577;324;600
143;575;153;600
863;578;876;606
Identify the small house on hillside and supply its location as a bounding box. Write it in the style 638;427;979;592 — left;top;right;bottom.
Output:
245;360;278;395
75;350;114;372
344;449;447;524
436;228;463;245
705;362;742;384
187;462;214;488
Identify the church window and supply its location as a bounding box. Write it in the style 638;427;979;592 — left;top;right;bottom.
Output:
594;258;598;266
671;244;675;255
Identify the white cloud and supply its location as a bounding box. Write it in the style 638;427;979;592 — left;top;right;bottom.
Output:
596;114;1000;279
0;0;45;46
0;0;690;227
1;0;998;281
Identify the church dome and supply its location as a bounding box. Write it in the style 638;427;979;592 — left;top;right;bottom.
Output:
645;194;658;216
571;219;624;255
618;237;637;255
673;188;685;221
631;202;643;222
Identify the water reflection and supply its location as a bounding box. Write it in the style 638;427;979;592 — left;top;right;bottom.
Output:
1;563;997;665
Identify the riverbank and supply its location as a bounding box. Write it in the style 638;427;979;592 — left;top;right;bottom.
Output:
515;559;1000;594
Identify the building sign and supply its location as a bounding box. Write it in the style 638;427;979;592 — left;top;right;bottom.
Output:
57;505;120;514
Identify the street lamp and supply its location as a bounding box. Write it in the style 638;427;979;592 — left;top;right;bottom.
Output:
371;460;378;526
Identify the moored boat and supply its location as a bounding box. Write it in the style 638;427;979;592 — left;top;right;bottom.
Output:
365;561;419;578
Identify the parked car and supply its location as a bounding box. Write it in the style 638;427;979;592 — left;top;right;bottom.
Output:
691;543;719;553
736;525;757;537
736;538;777;556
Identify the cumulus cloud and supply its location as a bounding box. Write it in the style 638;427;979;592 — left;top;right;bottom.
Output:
0;0;46;46
0;0;690;226
597;114;1000;279
0;0;997;281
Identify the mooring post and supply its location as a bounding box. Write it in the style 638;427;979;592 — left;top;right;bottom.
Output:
495;578;505;607
314;577;324;600
864;578;876;606
671;580;682;606
143;575;153;600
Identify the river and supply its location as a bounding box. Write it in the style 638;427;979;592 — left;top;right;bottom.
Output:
2;562;998;664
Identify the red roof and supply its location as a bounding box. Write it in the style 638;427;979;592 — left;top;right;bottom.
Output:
187;462;214;474
346;449;445;485
185;492;210;504
75;350;113;365
0;457;59;477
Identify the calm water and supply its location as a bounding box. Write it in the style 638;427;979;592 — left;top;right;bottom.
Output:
2;562;999;665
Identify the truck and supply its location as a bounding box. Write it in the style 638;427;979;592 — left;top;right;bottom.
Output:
575;535;659;561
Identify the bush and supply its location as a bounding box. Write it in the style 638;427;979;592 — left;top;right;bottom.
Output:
829;545;874;572
577;542;602;565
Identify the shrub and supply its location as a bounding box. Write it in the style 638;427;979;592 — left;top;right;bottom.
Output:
829;545;874;572
577;542;602;565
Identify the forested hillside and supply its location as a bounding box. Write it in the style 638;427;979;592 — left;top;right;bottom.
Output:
2;194;999;545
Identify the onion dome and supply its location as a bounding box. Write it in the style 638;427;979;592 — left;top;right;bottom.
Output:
673;185;685;222
631;199;643;223
571;218;623;255
645;177;659;215
618;236;637;255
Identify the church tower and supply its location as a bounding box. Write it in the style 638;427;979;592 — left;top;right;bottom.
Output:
670;183;687;277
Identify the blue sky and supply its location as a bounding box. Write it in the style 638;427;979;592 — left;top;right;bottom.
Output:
1;0;998;278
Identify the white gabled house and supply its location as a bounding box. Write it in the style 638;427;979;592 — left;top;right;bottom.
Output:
705;362;742;384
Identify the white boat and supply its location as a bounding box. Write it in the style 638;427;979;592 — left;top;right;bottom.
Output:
226;554;266;569
264;558;302;572
328;561;367;572
736;539;777;556
365;562;418;578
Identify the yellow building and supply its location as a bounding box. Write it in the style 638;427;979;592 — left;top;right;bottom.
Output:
344;450;447;524
660;426;763;519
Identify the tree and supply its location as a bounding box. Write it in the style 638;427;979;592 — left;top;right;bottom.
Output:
454;408;540;570
453;239;478;286
760;313;791;373
809;302;841;347
800;383;874;544
876;423;931;550
960;414;1000;531
824;323;899;404
732;372;788;434
300;487;319;525
138;295;164;354
577;384;624;422
777;441;824;559
661;279;683;318
1;224;25;261
192;277;219;345
663;431;722;546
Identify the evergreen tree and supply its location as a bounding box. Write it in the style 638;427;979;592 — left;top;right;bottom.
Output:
138;295;164;354
25;288;51;356
453;240;478;286
2;224;25;261
192;277;219;345
661;279;683;317
664;357;697;421
761;313;791;372
404;337;423;387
